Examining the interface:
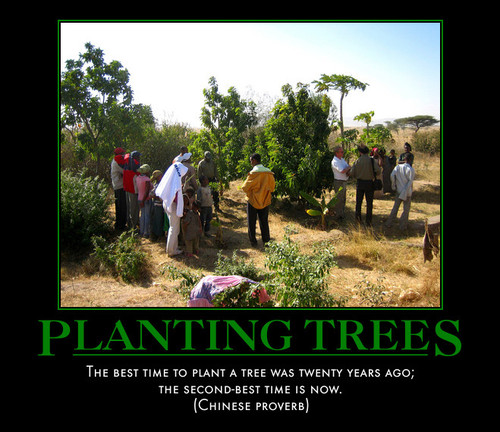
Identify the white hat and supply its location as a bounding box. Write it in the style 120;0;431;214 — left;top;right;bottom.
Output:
179;152;192;162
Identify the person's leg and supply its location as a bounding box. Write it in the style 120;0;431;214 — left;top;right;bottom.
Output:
333;179;346;219
247;202;258;245
399;197;411;230
385;198;402;228
355;183;364;223
365;183;375;226
257;206;270;244
165;202;182;256
115;188;127;230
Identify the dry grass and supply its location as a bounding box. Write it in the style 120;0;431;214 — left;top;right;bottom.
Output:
60;148;441;309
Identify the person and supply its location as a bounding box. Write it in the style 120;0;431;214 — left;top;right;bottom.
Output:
149;170;165;241
197;175;214;236
123;150;141;231
383;149;397;194
180;152;198;192
184;186;196;210
182;200;202;257
349;145;381;226
385;155;415;230
111;147;127;230
330;146;350;220
173;146;189;163
241;153;275;246
197;151;219;211
135;164;152;238
155;161;188;256
399;142;414;166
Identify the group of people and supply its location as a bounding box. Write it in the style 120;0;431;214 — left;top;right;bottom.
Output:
331;142;415;229
111;146;276;257
110;140;414;259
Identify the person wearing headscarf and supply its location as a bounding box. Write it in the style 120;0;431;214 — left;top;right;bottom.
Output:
155;162;188;256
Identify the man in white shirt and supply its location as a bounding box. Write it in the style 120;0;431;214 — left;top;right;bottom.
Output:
331;146;351;220
385;155;415;230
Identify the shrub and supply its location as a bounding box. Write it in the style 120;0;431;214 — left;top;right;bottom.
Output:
214;250;263;281
162;264;203;300
91;230;147;282
210;280;272;308
264;236;346;307
353;275;395;307
60;169;112;248
411;129;441;155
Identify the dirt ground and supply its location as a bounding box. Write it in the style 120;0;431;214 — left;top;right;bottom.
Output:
60;152;441;309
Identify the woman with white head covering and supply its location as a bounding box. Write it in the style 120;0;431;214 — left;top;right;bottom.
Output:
155;162;188;256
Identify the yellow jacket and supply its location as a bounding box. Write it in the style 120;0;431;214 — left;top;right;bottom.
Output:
241;165;276;209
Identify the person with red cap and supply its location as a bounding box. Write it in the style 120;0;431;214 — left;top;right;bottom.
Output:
123;150;142;231
111;147;127;230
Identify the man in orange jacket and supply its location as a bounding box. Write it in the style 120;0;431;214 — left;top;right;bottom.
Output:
241;153;276;247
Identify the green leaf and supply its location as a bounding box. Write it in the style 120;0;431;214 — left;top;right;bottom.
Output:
306;209;322;217
300;191;321;208
326;186;342;208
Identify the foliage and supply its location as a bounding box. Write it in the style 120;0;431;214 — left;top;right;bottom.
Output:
359;124;393;153
300;189;343;230
393;115;440;133
411;128;441;155
60;169;112;248
265;83;333;199
162;252;270;307
138;122;193;173
91;230;147;283
162;264;203;300
195;76;258;191
313;73;369;138
354;110;374;134
214;250;263;281
210;281;272;308
354;275;395;307
264;236;346;307
60;43;155;173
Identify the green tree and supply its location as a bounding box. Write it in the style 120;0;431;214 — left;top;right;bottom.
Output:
393;115;440;133
198;76;257;193
313;74;369;140
354;110;375;139
265;83;332;199
60;43;155;174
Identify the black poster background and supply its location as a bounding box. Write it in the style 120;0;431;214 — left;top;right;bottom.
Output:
25;15;472;427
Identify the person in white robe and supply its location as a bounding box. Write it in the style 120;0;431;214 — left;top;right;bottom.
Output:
155;162;188;256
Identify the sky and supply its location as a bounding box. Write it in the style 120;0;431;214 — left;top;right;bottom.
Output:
59;21;442;129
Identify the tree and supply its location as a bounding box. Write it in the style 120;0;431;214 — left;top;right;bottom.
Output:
354;110;375;139
313;74;369;139
393;115;440;133
198;76;257;193
60;43;154;174
265;83;332;199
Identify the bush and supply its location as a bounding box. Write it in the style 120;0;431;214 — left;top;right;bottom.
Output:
411;129;441;155
264;236;346;307
214;250;263;281
91;230;147;282
211;280;272;308
60;169;112;248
